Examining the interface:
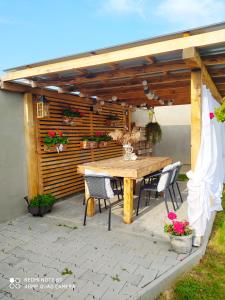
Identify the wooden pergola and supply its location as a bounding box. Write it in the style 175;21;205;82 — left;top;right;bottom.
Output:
1;22;225;213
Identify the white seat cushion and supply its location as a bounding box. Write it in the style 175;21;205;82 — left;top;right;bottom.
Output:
157;164;174;192
84;169;114;198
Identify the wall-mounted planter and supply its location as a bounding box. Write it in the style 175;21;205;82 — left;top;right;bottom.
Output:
105;120;119;127
63;116;83;126
98;141;108;148
81;141;98;149
44;144;68;153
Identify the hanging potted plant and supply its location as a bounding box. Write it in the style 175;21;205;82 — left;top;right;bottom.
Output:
62;108;84;126
164;212;193;254
105;114;120;127
145;111;162;152
43;130;68;153
24;194;56;217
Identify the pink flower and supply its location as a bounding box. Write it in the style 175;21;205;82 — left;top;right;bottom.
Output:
168;212;177;220
173;221;185;235
209;112;214;120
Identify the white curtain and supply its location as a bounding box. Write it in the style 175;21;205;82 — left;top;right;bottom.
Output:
187;85;225;237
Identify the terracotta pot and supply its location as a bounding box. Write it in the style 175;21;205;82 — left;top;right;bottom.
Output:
81;141;89;149
98;141;108;147
89;141;98;149
63;116;71;125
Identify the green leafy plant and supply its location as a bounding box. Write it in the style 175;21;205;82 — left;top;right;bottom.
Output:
214;98;225;122
44;130;68;147
61;268;73;275
29;194;56;207
106;114;119;120
63;108;84;118
145;122;162;145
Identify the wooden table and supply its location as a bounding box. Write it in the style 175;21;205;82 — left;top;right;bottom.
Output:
78;156;172;224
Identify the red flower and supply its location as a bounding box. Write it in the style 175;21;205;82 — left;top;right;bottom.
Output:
95;131;104;136
57;130;63;137
168;212;177;220
48;130;56;138
80;112;84;117
173;221;185;235
209;112;215;120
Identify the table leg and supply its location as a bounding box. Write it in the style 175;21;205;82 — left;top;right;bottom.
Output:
85;180;95;217
123;178;134;224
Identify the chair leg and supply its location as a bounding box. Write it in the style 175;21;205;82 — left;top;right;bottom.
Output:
83;197;91;226
163;191;169;213
172;185;179;209
98;198;102;213
83;197;85;205
146;191;151;206
169;188;176;211
136;188;143;216
106;199;111;231
104;199;107;209
155;191;158;199
176;182;183;203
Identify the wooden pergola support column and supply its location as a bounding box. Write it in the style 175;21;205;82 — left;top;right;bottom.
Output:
24;93;39;199
191;70;202;170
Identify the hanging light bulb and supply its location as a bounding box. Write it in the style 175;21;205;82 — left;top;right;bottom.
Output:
100;100;105;106
168;100;174;106
142;80;148;86
159;99;165;105
112;96;117;101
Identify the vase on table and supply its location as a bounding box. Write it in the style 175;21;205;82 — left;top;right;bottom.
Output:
123;144;137;161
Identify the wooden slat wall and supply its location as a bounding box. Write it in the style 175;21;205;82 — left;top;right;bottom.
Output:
34;92;125;199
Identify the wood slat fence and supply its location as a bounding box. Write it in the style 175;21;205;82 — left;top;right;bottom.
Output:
34;93;126;199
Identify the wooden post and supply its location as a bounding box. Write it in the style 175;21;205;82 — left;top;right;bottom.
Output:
24;93;39;199
123;178;134;224
191;70;202;170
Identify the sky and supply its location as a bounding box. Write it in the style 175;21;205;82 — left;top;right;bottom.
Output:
0;0;225;73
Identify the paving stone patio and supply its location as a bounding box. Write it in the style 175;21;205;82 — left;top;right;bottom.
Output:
0;182;193;300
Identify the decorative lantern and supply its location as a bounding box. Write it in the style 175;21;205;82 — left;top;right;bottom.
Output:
37;95;49;118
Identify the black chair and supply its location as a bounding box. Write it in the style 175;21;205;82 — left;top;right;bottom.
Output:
83;175;114;231
136;168;175;216
170;164;183;204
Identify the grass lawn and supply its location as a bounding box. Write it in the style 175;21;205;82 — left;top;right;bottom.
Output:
158;188;225;300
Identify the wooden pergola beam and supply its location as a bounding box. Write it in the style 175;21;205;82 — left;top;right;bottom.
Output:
183;47;222;103
2;28;225;81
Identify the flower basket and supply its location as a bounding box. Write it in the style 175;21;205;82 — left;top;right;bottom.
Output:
63;116;83;126
44;144;67;153
169;234;193;254
98;141;108;148
80;141;98;149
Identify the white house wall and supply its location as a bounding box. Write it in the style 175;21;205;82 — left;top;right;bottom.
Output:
132;105;191;165
0;90;27;222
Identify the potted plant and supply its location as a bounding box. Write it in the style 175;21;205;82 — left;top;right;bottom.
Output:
24;194;56;217
95;131;112;147
43;130;68;153
81;136;98;149
164;212;193;254
62;108;84;126
145;121;162;146
105;114;119;127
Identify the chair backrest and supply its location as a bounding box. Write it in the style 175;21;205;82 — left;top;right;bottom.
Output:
170;161;182;184
157;164;174;192
85;175;114;199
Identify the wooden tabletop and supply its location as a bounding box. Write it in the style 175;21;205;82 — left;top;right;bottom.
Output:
77;156;172;179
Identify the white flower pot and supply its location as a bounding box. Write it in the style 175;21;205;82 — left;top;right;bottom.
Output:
170;234;193;254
